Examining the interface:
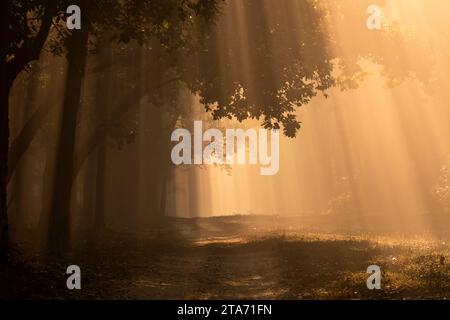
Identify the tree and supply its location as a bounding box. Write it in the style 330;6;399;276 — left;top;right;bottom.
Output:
1;0;58;247
181;0;432;137
2;0;432;249
45;0;222;253
0;0;222;249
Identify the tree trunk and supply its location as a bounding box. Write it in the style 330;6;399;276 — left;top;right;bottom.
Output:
0;84;11;247
94;46;112;230
47;27;89;254
38;140;55;245
159;169;168;218
0;0;9;249
13;68;40;231
0;0;55;248
81;154;96;227
95;143;107;229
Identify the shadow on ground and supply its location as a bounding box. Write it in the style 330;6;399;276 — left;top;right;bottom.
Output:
1;215;449;299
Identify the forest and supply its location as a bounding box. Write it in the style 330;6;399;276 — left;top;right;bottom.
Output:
0;0;450;300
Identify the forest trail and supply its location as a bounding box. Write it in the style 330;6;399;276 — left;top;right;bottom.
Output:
1;215;450;299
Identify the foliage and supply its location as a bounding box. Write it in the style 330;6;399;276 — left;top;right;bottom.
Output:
180;0;434;138
407;254;450;289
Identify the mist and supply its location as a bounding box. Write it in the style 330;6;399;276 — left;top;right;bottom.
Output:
2;0;450;300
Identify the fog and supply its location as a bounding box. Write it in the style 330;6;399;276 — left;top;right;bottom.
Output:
6;0;450;248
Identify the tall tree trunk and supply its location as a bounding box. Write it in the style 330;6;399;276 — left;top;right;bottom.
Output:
38;140;55;246
159;168;169;219
13;69;40;231
94;47;112;230
95;144;107;229
0;0;11;247
47;27;89;254
0;84;11;247
0;1;55;248
81;154;96;227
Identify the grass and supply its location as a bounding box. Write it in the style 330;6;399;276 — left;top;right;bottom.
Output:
0;215;449;299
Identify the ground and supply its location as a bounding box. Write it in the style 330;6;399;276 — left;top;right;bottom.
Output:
0;215;449;299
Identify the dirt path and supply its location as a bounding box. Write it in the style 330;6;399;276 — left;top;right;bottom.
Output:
1;216;450;299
